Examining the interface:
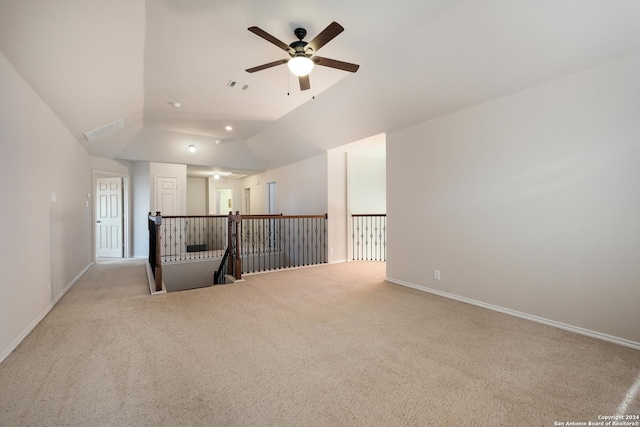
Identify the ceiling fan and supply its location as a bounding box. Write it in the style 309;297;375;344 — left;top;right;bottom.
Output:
246;21;360;91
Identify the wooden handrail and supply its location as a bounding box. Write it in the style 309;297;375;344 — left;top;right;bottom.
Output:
243;214;327;220
162;214;228;219
351;214;386;217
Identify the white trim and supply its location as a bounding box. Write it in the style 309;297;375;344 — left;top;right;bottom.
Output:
0;263;93;365
146;262;166;295
122;175;131;258
242;262;331;276
265;180;277;214
386;277;640;351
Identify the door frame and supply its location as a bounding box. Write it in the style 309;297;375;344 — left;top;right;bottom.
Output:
266;180;277;214
92;170;130;262
212;186;234;215
243;187;251;215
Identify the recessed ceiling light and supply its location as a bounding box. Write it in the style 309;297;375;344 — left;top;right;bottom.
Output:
169;101;182;108
225;125;233;131
189;145;196;153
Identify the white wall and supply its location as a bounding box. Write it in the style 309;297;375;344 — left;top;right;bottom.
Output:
386;53;640;346
243;154;328;215
90;156;131;176
327;133;387;263
0;51;93;362
327;151;348;263
132;161;150;257
187;176;207;215
349;155;386;214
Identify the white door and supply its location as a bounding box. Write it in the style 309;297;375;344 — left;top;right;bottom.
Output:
96;177;123;257
156;176;178;215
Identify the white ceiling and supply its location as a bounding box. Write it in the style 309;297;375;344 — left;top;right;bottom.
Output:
1;0;639;176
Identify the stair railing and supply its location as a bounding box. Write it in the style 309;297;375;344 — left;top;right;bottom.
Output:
240;213;328;274
213;247;230;284
149;211;329;287
158;215;228;261
351;214;387;261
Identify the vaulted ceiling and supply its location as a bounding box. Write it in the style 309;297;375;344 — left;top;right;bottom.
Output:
1;0;639;177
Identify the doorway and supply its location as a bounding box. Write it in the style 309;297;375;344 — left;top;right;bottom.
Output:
214;187;233;214
155;176;179;215
95;176;124;258
266;181;277;214
243;188;251;214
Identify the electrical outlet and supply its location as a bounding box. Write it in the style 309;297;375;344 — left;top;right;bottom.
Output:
330;248;334;255
434;270;441;280
48;282;52;292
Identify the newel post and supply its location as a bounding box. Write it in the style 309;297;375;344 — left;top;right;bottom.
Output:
233;211;242;280
153;211;162;292
227;211;242;280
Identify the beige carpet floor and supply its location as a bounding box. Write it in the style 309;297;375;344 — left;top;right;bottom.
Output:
1;260;639;426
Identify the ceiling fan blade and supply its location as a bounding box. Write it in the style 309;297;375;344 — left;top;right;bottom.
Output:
307;22;344;53
246;59;288;73
313;56;360;73
248;27;293;53
299;75;310;91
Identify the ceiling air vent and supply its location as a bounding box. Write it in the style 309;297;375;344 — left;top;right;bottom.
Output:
83;117;125;141
226;80;249;91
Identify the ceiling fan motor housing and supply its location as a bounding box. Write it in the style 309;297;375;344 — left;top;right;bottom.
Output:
290;28;313;57
294;27;307;40
290;41;310;56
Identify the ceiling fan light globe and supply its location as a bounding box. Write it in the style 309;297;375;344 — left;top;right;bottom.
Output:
288;56;314;76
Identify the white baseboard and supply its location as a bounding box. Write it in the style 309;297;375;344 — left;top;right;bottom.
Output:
146;262;166;295
0;263;93;365
386;277;640;351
